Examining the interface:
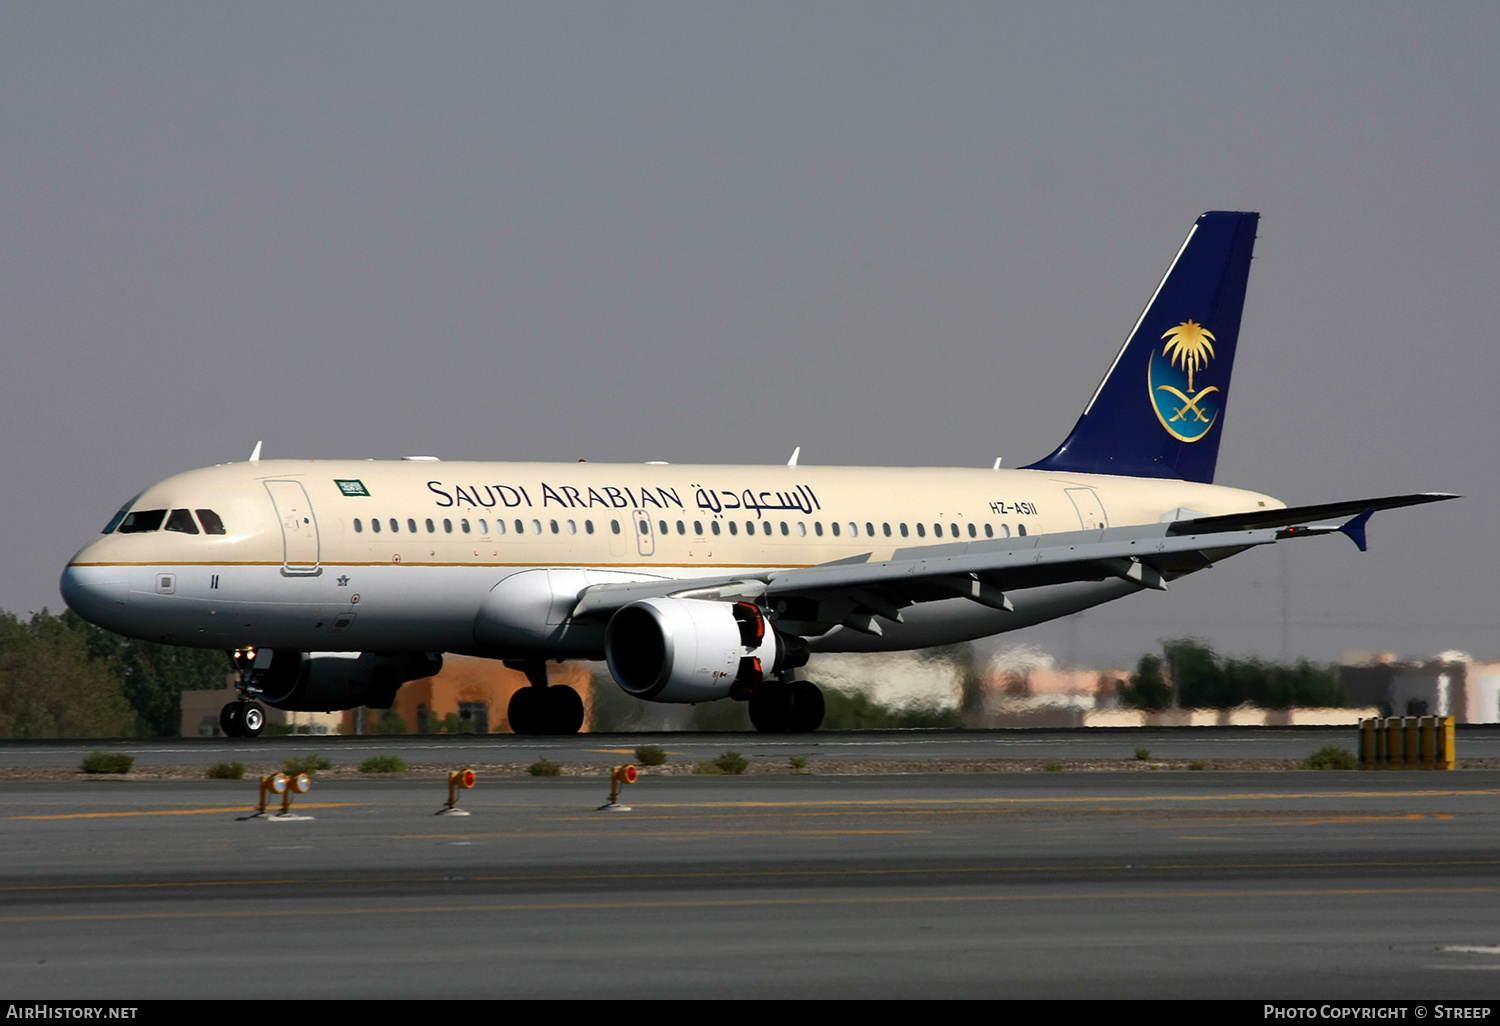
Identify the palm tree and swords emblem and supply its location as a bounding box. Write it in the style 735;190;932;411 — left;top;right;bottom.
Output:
1148;319;1220;442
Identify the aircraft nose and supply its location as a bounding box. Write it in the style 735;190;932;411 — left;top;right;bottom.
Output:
59;560;130;627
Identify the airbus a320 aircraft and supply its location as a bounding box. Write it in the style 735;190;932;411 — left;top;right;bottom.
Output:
61;212;1452;736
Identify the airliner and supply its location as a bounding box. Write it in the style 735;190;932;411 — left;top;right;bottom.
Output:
60;212;1452;736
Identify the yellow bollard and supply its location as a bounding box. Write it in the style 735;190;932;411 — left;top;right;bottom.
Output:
1403;716;1419;771
1438;716;1456;771
439;768;476;816
1384;717;1402;770
1360;718;1377;771
1419;716;1436;771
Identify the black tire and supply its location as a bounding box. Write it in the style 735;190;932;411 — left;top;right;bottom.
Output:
788;681;825;733
508;686;539;735
220;702;243;738
547;685;585;735
241;701;267;737
749;681;790;733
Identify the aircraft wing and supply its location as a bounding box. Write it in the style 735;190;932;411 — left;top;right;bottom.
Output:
570;492;1456;632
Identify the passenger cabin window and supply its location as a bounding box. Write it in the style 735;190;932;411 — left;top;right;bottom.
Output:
164;509;199;535
763;522;772;536
478;519;488;534
951;524;960;538
195;509;227;535
354;518;364;533
407;518;418;533
444;519;453;534
461;519;471;533
968;524;977;538
711;521;721;535
916;524;926;538
497;519;507;535
900;523;909;537
372;518;382;533
550;520;560;534
611;520;622;535
567;520;577;535
816;522;825;537
585;521;594;534
984;524;993;538
426;519;436;533
1018;524;1027;536
728;522;738;535
797;522;806;537
883;523;891;537
389;518;399;533
117;509;167;534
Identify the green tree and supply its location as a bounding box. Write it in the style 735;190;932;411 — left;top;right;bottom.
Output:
1119;653;1172;710
61;610;230;736
369;708;409;734
0;611;136;738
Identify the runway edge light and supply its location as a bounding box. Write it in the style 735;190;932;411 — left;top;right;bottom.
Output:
600;764;637;812
439;768;476;816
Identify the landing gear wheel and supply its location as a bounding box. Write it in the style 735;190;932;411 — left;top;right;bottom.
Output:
546;685;585;734
749;681;791;733
220;702;243;738
508;685;585;735
508;686;540;735
240;700;267;737
788;681;825;733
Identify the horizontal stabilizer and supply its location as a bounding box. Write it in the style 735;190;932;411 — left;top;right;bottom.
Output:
1166;493;1456;536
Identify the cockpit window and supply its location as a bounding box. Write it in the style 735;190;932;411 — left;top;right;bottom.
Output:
195;509;226;535
164;509;200;535
116;509;167;534
101;493;143;534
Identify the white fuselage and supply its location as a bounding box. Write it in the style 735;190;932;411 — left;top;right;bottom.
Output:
60;459;1282;658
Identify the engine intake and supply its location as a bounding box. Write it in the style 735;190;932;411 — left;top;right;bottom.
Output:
605;598;804;703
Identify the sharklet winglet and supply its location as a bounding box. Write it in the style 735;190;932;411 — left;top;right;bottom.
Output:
1338;508;1376;553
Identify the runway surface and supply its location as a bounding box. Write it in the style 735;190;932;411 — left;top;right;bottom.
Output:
3;770;1500;998
5;726;1499;768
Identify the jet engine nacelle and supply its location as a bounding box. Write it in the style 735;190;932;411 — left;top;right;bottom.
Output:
253;651;443;711
605;598;806;703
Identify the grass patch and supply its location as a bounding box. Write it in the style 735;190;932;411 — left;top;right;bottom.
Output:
1134;747;1151;761
80;752;134;774
359;755;408;774
789;756;809;772
284;754;332;775
1043;761;1064;772
206;761;245;780
696;750;748;775
528;758;562;777
1303;745;1358;771
1187;761;1206;771
634;745;668;767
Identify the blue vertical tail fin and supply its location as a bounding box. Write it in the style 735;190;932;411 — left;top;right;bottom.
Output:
1023;211;1259;484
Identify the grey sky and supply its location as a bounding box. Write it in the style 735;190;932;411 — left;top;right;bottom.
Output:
3;3;1496;668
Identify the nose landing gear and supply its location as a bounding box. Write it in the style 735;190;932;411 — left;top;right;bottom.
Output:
220;647;270;738
219;699;267;738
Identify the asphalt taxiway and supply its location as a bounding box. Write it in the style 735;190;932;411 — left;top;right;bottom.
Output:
3;769;1500;998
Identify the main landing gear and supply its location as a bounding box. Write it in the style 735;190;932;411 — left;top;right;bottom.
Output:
220;699;267;738
749;679;825;733
505;660;586;735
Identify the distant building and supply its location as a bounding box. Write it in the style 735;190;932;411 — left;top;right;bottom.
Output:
1339;651;1500;723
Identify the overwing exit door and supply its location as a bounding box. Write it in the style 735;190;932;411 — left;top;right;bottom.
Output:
631;510;654;557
